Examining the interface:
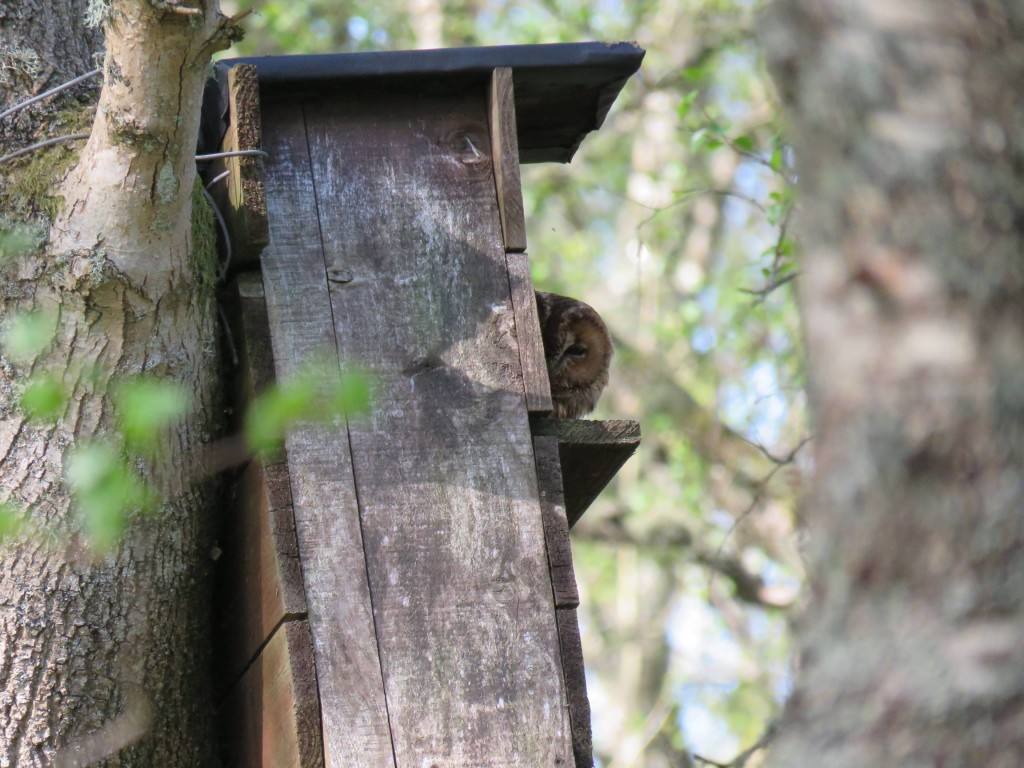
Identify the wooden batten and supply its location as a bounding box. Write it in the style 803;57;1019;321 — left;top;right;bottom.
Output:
534;436;580;609
488;67;527;253
534;435;591;768
217;273;308;690
531;418;642;527
221;620;324;768
212;64;269;270
557;609;594;768
507;252;554;414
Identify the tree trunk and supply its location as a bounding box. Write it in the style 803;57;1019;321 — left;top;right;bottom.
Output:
0;1;237;764
0;0;101;146
760;1;1024;765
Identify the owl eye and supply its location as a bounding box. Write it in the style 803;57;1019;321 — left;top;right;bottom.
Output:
564;344;588;358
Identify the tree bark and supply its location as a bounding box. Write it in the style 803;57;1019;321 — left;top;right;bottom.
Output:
0;0;101;146
760;1;1024;765
0;1;237;764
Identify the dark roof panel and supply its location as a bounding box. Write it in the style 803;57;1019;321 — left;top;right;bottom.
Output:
218;42;645;163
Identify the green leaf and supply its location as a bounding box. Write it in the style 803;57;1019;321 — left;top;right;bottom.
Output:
682;66;706;82
677;90;698;121
329;373;371;417
2;311;56;363
770;146;784;172
245;381;316;456
244;366;373;456
115;378;190;455
66;443;152;550
733;135;755;152
20;374;66;422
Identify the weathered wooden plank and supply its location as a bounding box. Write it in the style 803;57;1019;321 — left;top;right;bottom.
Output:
217;459;307;690
533;435;580;609
216;272;307;693
531;418;642;527
259;96;395;768
488;67;527;252
221;620;325;768
233;272;276;406
556;609;593;768
304;90;573;766
507;252;553;414
222;64;269;268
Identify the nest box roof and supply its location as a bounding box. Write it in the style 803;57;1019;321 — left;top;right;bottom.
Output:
219;41;645;163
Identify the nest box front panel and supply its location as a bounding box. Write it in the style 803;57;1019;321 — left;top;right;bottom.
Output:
260;86;573;768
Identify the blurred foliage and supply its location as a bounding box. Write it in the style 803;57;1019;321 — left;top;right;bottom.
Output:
245;360;371;458
223;1;803;765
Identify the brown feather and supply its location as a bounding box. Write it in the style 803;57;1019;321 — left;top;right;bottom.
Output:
535;291;612;418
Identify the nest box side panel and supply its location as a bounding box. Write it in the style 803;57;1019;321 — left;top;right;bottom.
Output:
303;89;573;766
259;98;396;768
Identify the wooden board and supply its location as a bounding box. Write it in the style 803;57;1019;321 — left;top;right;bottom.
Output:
488;67;527;253
217;459;308;690
221;620;324;768
222;64;269;269
506;252;553;414
531;419;641;527
556;610;593;768
216;272;307;693
534;436;579;609
303;88;573;766
259;97;395;768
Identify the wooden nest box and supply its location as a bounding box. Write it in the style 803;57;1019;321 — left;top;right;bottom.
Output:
208;42;644;768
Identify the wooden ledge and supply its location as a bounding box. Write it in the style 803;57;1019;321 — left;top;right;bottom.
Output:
530;418;640;527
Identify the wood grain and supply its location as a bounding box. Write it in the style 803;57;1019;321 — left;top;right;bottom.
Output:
303;88;573;766
259;96;395;768
556;609;593;768
221;620;325;768
217;272;307;693
221;64;269;269
533;435;580;609
530;418;641;527
489;67;527;252
217;460;307;690
507;252;553;414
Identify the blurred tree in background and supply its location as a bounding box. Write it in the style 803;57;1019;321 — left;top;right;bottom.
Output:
223;1;804;764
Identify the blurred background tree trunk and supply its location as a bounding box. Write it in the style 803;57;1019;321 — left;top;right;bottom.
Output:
760;1;1024;764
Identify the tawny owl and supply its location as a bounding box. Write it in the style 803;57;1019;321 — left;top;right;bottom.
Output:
535;291;612;419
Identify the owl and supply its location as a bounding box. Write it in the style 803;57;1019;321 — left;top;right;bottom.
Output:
535;291;612;419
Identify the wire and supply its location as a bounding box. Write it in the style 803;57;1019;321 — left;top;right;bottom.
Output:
200;182;233;279
0;69;102;122
194;149;269;162
0;133;89;164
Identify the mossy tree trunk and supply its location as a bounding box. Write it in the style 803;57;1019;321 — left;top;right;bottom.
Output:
760;2;1024;765
1;1;238;765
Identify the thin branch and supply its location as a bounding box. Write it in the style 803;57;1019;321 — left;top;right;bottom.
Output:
605;680;676;768
740;203;797;304
0;133;89;164
738;271;798;304
692;722;778;768
0;68;101;121
706;436;809;603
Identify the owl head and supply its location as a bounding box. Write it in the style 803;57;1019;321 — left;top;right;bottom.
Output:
535;291;613;419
